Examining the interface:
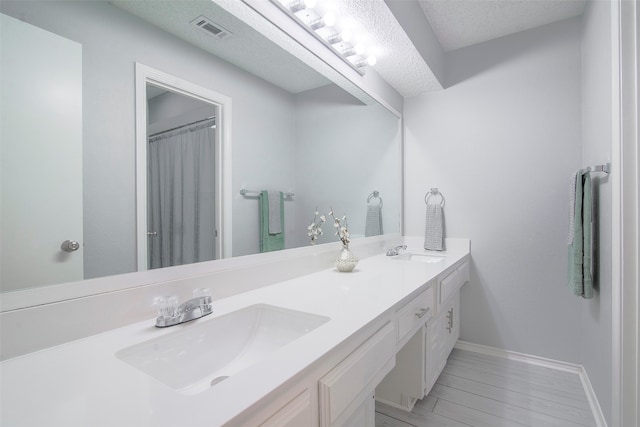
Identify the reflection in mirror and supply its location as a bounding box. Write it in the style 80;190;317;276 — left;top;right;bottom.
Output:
0;0;401;303
146;84;219;269
0;12;83;292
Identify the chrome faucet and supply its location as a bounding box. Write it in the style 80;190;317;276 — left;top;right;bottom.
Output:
154;289;213;328
386;245;407;256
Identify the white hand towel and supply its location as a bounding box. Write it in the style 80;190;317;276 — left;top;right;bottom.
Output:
424;204;444;251
365;205;383;237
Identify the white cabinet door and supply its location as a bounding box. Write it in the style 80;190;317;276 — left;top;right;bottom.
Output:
1;14;83;291
443;291;461;356
424;315;442;395
342;393;375;427
319;322;395;427
260;390;313;427
425;290;461;396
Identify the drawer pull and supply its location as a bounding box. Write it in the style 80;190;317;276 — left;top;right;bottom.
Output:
415;307;430;319
446;308;454;333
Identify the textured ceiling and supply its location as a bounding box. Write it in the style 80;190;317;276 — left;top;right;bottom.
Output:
417;0;587;52
114;0;440;98
331;0;442;96
113;0;588;99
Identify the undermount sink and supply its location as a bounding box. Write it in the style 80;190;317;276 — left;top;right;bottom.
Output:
116;304;330;395
394;252;446;264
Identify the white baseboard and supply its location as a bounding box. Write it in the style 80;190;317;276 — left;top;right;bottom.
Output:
454;340;608;427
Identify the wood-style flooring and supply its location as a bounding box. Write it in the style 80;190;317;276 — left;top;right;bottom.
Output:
375;348;596;427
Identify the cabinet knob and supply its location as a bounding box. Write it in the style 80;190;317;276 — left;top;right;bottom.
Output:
60;240;80;252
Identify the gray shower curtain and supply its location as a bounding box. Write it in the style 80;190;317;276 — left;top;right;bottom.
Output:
148;120;216;269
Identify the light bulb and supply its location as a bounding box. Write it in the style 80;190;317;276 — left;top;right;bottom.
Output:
354;43;365;55
304;0;317;8
367;55;377;66
341;29;352;42
323;12;336;27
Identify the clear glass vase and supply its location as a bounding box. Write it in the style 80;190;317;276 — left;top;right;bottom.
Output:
334;245;359;272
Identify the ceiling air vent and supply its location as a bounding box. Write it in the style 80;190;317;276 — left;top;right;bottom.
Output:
191;16;232;40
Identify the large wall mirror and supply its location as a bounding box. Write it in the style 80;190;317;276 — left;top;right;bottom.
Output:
0;1;402;301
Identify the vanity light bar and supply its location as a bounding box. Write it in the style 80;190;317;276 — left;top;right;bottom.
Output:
287;0;317;13
270;0;376;76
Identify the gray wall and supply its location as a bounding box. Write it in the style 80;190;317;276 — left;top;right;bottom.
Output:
404;18;585;363
580;0;613;423
294;85;402;247
0;1;298;274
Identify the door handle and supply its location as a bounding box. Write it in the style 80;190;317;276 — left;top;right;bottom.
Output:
61;240;80;252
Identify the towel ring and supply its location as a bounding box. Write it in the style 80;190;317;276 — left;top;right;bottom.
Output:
424;188;445;207
367;190;383;208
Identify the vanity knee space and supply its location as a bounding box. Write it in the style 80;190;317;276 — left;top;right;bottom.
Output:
376;258;469;412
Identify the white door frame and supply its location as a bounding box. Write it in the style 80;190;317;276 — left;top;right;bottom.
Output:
134;63;232;270
611;1;639;426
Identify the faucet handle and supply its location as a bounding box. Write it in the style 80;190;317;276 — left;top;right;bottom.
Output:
386;245;407;256
154;295;178;318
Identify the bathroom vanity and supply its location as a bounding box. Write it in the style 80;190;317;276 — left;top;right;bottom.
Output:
0;238;469;426
376;256;470;412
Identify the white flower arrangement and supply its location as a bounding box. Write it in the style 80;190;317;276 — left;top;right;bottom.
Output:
329;208;351;247
308;206;350;247
307;209;326;245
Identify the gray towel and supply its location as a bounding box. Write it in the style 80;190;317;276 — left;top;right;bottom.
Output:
267;191;282;235
424;204;444;251
365;205;383;237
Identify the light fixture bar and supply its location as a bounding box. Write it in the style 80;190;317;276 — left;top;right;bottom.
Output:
269;0;366;76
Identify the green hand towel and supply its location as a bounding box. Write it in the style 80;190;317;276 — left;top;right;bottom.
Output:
582;174;593;298
567;172;593;298
260;191;284;253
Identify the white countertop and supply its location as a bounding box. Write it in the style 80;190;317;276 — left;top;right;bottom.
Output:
0;238;469;426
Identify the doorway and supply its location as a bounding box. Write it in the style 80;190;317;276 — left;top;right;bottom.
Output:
135;63;232;271
146;86;217;269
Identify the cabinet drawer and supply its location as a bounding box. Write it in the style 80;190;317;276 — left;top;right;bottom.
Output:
319;322;395;427
397;286;434;345
439;261;469;305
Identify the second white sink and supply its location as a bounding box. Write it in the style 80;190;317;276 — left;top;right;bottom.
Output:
394;252;446;263
116;304;330;395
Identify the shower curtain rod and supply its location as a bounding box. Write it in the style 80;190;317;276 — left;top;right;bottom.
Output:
148;116;215;138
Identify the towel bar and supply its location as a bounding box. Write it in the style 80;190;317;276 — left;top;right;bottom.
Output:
240;188;295;199
585;163;610;174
